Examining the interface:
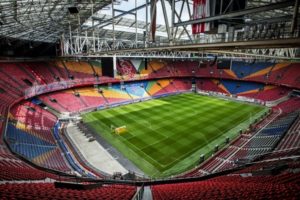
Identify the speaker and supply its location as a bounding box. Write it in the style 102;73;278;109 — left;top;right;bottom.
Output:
102;57;114;77
144;58;148;70
210;56;217;66
68;7;79;14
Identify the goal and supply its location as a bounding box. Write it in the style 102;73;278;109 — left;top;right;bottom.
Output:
114;126;127;135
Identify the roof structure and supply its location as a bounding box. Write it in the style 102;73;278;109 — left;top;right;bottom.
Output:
0;0;299;58
0;0;111;43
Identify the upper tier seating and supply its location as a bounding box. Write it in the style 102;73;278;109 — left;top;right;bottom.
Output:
116;59;139;80
55;61;96;80
167;61;197;77
148;60;173;78
231;61;274;79
24;62;58;83
219;79;264;95
0;60;299;99
0;62;36;89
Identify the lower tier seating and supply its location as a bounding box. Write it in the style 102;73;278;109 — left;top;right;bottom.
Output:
275;96;300;114
152;173;300;200
0;183;136;200
0;145;60;181
197;78;291;102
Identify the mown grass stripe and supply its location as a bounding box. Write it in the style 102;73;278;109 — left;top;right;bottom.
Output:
82;93;267;177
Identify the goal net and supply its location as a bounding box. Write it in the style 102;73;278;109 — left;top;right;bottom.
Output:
114;126;127;135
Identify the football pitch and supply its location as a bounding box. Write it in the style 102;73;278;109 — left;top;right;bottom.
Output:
82;93;267;177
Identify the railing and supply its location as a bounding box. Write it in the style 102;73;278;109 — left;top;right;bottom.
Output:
131;184;144;200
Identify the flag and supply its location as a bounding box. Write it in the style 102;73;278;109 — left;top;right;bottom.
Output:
192;0;210;34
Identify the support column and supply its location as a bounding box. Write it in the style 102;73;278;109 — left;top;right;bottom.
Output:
113;55;117;78
291;0;299;34
171;0;175;44
161;0;171;42
112;0;116;49
150;0;157;43
135;0;138;47
145;0;149;47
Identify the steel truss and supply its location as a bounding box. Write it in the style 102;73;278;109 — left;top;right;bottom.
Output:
61;0;300;60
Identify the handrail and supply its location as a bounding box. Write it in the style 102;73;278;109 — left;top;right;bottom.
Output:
131;184;145;200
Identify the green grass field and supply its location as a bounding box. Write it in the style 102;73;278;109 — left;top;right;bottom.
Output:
82;93;267;177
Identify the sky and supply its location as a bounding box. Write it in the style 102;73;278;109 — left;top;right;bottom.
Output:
85;0;193;36
99;0;192;25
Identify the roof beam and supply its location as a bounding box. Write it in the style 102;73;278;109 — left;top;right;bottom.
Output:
174;0;295;27
100;38;300;54
90;2;151;29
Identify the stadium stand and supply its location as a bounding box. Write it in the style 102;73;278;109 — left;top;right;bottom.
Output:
230;61;273;79
249;86;291;101
0;59;299;200
2;0;300;197
168;61;197;77
39;88;102;113
5;123;71;172
197;79;229;94
173;79;192;92
100;84;133;105
275;115;300;150
219;79;264;95
0;183;136;200
152;172;300;200
0;63;37;87
197;78;292;102
148;60;173;78
124;82;150;99
281;64;300;87
117;59;139;80
0;156;59;181
275;96;300;114
6;101;72;172
24;62;58;84
150;79;178;96
55;61;88;80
